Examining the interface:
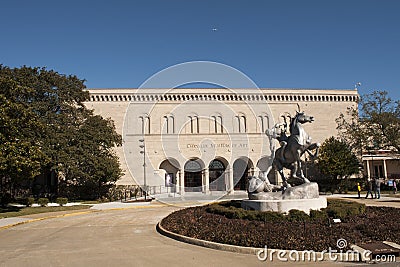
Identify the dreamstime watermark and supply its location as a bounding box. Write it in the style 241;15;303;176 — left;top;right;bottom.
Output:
256;238;396;262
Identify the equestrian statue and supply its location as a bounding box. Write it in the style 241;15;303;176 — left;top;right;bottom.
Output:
268;105;320;189
244;106;326;211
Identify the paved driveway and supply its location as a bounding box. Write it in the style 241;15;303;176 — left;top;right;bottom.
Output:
0;199;398;267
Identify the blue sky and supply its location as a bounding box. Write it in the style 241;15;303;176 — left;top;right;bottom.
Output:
1;0;399;100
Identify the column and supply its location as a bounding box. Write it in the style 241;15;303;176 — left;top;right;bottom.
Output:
179;170;185;195
227;167;234;194
383;159;388;180
203;168;210;194
366;159;371;179
175;170;180;194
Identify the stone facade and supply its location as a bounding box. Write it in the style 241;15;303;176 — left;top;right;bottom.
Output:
84;88;359;194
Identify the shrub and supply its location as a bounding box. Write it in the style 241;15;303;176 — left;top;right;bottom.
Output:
38;198;49;207
24;197;35;207
56;197;68;206
310;209;328;220
206;200;366;223
287;209;310;222
1;193;12;207
324;199;366;220
258;211;286;222
206;202;286;222
98;196;109;203
219;200;242;208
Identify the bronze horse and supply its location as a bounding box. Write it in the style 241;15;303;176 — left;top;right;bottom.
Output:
272;111;320;188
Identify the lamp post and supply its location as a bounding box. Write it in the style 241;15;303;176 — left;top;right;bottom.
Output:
139;139;147;200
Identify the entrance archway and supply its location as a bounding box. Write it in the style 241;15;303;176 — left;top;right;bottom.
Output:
208;159;226;191
184;158;204;192
256;156;276;183
233;157;254;190
159;158;180;192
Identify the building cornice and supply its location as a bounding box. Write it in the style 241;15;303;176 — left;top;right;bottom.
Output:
85;88;359;103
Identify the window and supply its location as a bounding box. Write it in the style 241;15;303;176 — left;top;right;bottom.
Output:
211;115;223;133
163;116;168;134
188;115;199;134
139;115;150;134
236;114;247;133
162;115;175;134
258;114;269;133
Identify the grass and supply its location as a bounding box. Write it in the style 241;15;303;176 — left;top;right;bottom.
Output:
0;205;91;219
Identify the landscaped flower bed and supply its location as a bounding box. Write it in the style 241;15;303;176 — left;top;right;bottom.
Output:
160;200;400;251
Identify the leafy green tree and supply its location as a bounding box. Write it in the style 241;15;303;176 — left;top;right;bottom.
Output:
315;137;360;192
58;113;122;199
336;90;400;155
0;65;122;200
0;78;48;200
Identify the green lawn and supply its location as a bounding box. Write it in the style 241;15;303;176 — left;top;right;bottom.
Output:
0;205;92;219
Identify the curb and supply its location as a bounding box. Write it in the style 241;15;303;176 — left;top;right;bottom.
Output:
156;220;259;255
157;219;366;262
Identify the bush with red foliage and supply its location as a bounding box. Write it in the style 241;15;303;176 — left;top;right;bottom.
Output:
160;200;400;251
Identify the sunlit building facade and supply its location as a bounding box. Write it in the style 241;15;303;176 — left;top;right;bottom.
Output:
84;88;359;195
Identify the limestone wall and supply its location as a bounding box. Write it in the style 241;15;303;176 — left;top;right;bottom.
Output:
84;88;358;186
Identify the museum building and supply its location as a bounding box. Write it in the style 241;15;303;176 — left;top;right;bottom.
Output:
84;88;359;195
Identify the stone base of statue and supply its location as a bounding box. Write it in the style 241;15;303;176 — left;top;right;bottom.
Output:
242;182;327;214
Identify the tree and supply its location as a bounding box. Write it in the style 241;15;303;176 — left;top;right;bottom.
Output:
0;65;122;200
336;90;400;155
315;137;360;192
0;78;49;202
57;113;122;199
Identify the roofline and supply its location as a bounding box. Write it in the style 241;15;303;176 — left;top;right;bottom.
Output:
85;88;359;94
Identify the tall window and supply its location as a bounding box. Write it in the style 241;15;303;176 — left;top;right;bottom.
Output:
139;115;150;134
236;114;246;133
211;115;223;133
258;114;269;133
162;115;175;134
188;115;199;134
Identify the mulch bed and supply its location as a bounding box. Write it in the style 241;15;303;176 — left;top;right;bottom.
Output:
160;204;400;251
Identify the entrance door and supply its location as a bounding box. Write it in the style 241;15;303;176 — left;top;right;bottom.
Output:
209;159;226;191
184;160;203;192
233;158;250;190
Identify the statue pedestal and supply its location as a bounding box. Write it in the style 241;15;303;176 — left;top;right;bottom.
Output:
241;197;327;215
242;182;327;214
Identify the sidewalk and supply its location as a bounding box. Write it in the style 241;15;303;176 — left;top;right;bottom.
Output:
325;193;400;208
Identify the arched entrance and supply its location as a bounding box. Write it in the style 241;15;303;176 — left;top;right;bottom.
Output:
184;158;204;192
257;156;277;184
233;157;254;190
208;159;226;191
159;158;180;192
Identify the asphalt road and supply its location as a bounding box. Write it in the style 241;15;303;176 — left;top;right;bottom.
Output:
0;200;398;267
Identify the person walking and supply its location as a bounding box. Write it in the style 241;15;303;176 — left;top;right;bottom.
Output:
393;179;397;194
365;178;374;199
357;182;362;198
375;178;381;199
